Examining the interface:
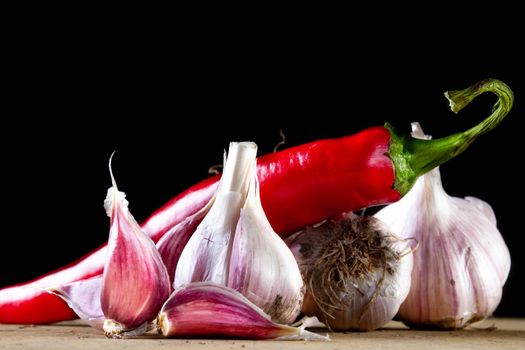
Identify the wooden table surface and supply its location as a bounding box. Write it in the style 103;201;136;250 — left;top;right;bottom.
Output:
0;318;523;350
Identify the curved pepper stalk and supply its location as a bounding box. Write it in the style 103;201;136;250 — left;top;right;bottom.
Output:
389;78;514;194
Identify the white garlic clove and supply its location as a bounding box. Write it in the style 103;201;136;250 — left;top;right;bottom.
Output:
156;201;212;287
228;175;304;324
375;122;511;329
288;213;413;331
174;143;257;287
158;282;328;341
101;155;171;338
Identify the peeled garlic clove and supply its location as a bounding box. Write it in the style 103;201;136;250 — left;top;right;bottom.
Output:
228;173;304;324
287;213;413;331
375;123;511;329
101;156;170;338
156;201;212;286
158;282;328;341
47;277;104;330
175;142;304;324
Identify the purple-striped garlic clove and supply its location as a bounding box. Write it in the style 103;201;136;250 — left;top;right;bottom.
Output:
101;155;170;338
157;282;328;341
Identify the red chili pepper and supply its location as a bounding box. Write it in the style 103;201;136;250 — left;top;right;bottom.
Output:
0;78;512;324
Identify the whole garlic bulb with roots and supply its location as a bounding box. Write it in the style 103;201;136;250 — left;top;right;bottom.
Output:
287;213;414;331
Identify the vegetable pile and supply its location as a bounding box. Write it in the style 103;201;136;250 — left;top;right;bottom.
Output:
0;78;514;340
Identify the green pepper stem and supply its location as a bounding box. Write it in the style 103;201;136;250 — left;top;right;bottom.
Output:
387;78;514;195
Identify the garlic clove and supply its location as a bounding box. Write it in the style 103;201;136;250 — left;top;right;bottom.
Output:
156;201;212;287
174;143;257;287
375;122;511;329
47;277;104;330
158;282;328;341
101;155;170;338
287;213;413;331
228;173;304;324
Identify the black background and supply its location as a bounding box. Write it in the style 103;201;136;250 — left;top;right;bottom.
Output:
1;25;523;317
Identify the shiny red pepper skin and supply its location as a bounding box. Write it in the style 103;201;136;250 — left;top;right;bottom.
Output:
0;127;397;324
0;78;513;325
259;127;399;233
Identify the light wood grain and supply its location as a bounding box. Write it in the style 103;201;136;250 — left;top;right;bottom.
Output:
0;318;523;350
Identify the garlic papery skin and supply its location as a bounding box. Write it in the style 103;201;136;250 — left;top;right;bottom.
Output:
174;142;304;324
287;213;413;331
101;156;170;338
158;282;327;341
228;163;304;324
374;123;511;329
48;277;104;330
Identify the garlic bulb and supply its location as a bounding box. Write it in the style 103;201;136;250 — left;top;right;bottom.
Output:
375;123;511;329
101;156;171;337
158;282;327;340
287;213;413;331
174;142;304;324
